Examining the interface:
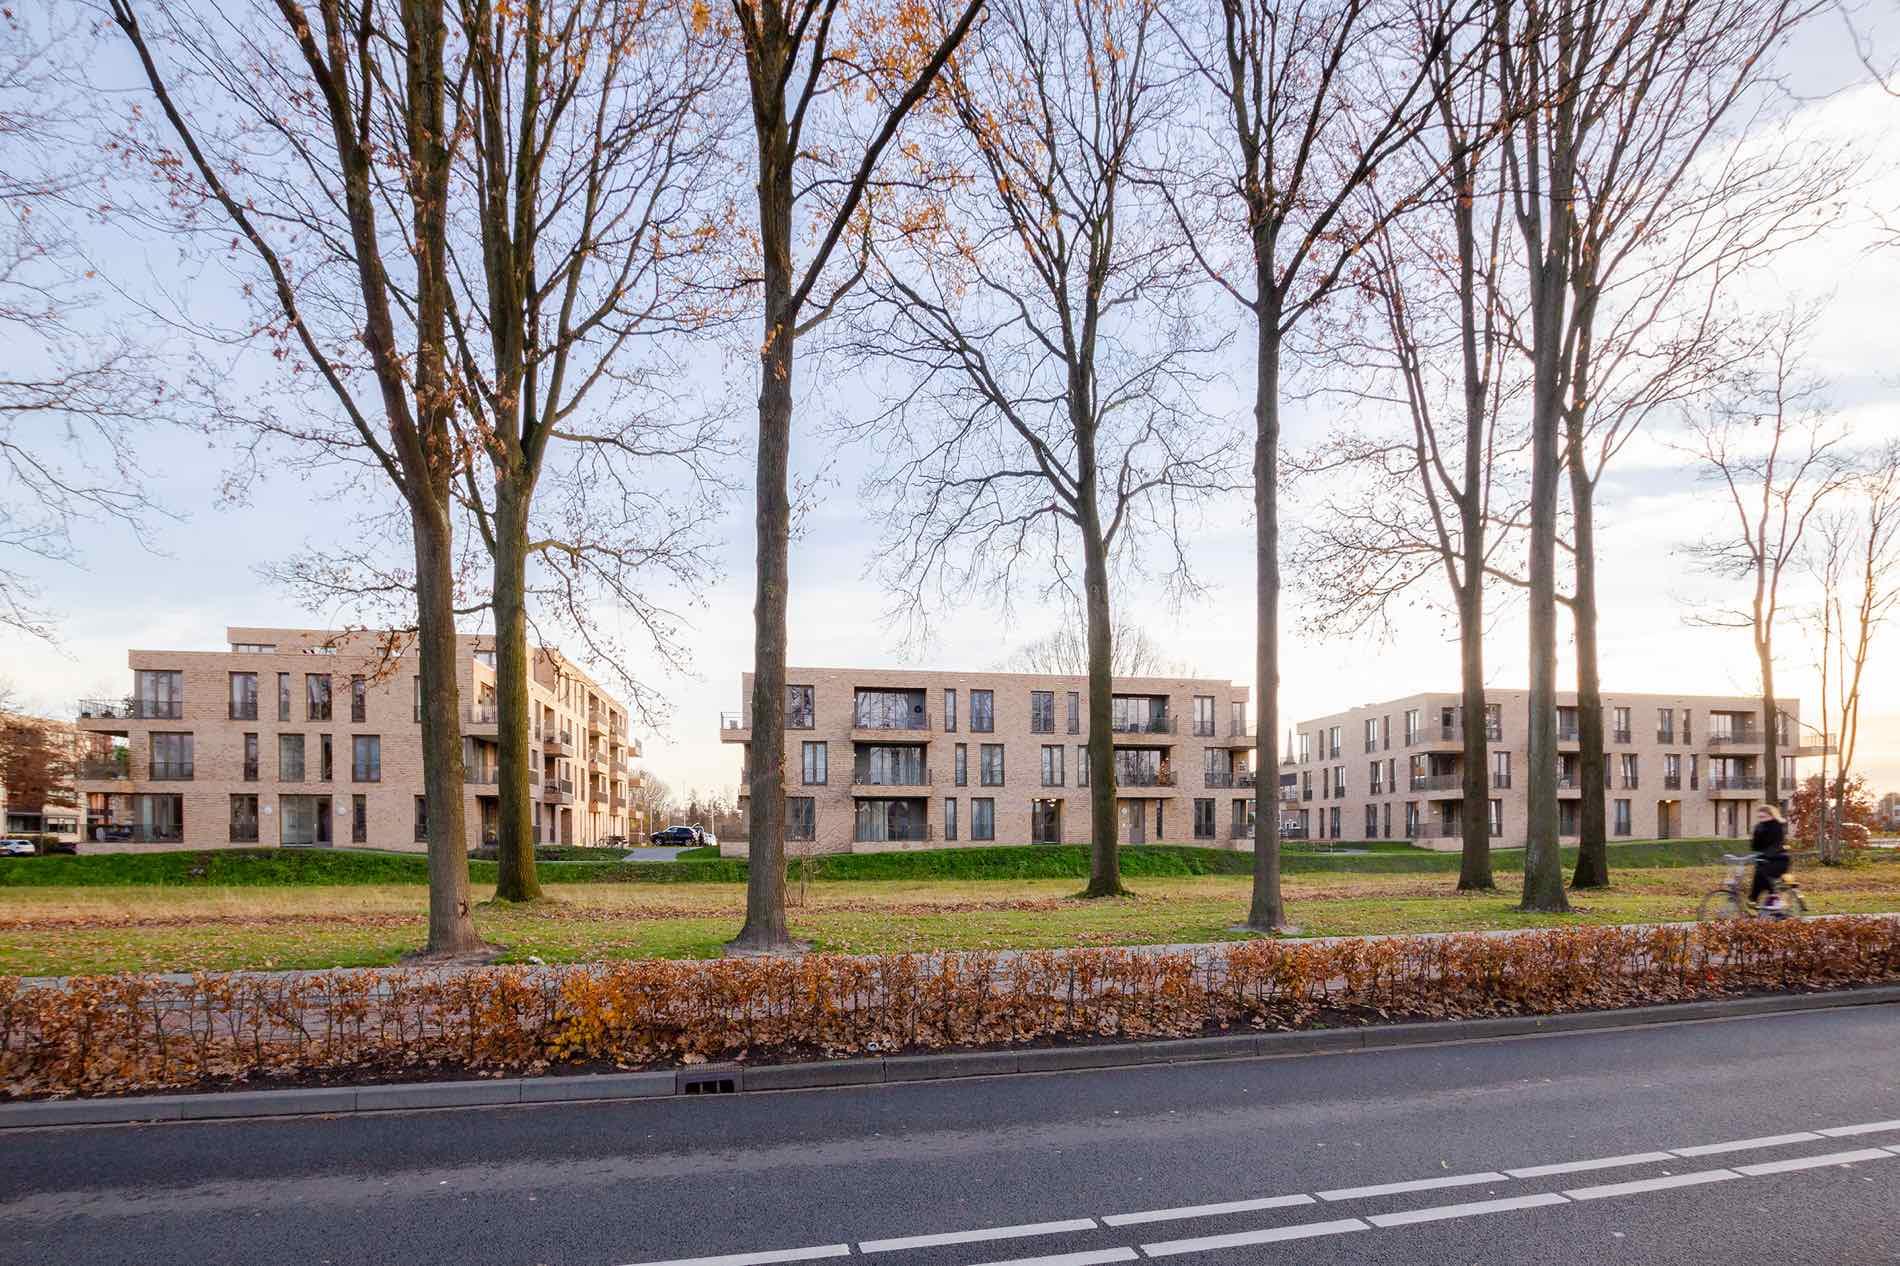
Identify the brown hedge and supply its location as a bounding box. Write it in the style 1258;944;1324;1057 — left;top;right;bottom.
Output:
4;917;1898;1099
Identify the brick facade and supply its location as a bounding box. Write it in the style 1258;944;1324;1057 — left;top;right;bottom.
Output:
718;667;1254;856
73;627;641;852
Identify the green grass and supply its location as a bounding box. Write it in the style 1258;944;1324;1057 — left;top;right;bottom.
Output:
0;837;1794;890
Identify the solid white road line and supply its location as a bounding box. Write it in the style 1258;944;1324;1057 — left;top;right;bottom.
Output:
1365;1192;1571;1228
1139;1217;1369;1258
1818;1119;1900;1138
1315;1172;1507;1202
1671;1131;1821;1157
1101;1194;1314;1228
1504;1151;1676;1179
1563;1168;1741;1201
859;1220;1097;1253
959;1251;1136;1266
1732;1147;1896;1177
621;1246;851;1266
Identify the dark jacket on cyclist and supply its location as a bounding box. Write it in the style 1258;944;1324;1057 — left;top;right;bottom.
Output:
1749;815;1789;902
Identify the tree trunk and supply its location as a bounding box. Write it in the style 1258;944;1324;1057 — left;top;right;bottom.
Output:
413;495;484;954
1760;644;1780;807
1569;458;1609;889
1246;305;1288;931
1456;572;1493;891
1079;527;1125;898
491;478;541;902
1522;304;1569;913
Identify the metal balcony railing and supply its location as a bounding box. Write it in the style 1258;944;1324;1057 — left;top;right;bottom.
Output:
1493;773;1513;789
79;697;183;720
1556;776;1580;791
1410;774;1461;792
1708;728;1762;746
853;710;932;732
467;703;499;725
1230;720;1256;738
1621;776;1641;790
1110;715;1177;735
1556;723;1581;742
1709;776;1765;792
854;767;933;786
148;760;194;781
1231;821;1256;840
720;711;748;730
1116;768;1177;787
1657;729;1677;744
1611;729;1633;744
77;757;132;780
464;769;500;785
228;700;258;720
853;824;935;844
1201;770;1257;789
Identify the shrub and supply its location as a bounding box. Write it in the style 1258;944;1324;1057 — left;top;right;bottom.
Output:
3;918;1897;1099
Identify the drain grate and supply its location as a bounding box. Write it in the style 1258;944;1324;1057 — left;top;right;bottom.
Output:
678;1069;742;1095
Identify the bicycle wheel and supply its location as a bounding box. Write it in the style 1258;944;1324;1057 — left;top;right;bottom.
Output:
1698;887;1744;921
1774;889;1808;920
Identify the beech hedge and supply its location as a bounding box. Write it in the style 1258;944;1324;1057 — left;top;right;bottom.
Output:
3;917;1897;1099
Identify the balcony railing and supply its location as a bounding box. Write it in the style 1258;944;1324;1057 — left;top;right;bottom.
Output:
1556;776;1580;791
78;697;183;721
1192;720;1217;737
1410;774;1461;792
228;700;259;720
77;757;132;780
464;769;500;785
1202;770;1257;789
852;711;932;732
148;760;194;781
854;824;936;844
1709;776;1765;792
1663;775;1683;790
720;711;748;730
1556;723;1581;742
86;823;184;844
1657;729;1677;744
1230;720;1256;738
1406;823;1458;840
467;703;499;725
1492;773;1513;789
1110;715;1177;735
1621;776;1641;790
1708;728;1762;746
854;768;933;786
1611;729;1633;744
1231;821;1256;840
1116;768;1177;787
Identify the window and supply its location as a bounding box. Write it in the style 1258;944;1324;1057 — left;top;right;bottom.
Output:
1327;726;1341;758
351;794;367;844
150;732;193;780
1612;706;1632;743
980;743;1005;786
132;669;184;718
1613;799;1632;836
1067;691;1081;734
801;741;828;785
1329;806;1340;838
1333;765;1346;798
1041;744;1064;787
1077;745;1089;786
1194;696;1216;737
1658;706;1675;743
1484;703;1502;740
944;689;957;732
1365;804;1378;837
1493;750;1512;789
352;735;382;782
1301;770;1312;801
231;642;275;653
413;677;424;723
1690;754;1700;790
854;688;925;729
1194;798;1216;840
954;743;968;787
944;797;958;842
1403;709;1420;744
971;689;994;732
243;732;259;782
786;685;814;729
1363;717;1378;752
1489;799;1504;838
307;673;332;721
1405;801;1420;837
229;672;258;720
280;734;306;782
1619;752;1639;789
971;798;995;841
414;795;428;842
351;675;367;723
1031;799;1062;845
1321;766;1330;798
1381;715;1392;750
229;794;259;843
1297;732;1311;763
1383;802;1392;839
1030;690;1055;733
787;797;816;841
1369;761;1382;795
278;672;291;721
319;733;333;781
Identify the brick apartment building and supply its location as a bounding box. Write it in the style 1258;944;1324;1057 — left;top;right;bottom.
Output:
718;668;1258;854
73;627;641;852
1287;689;1818;849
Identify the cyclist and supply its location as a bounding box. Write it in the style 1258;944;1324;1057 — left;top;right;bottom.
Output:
1749;803;1790;911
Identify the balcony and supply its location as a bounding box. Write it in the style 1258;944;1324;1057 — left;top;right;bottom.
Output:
852;824;936;846
588;710;607;735
543;728;575;756
1708;727;1762;747
77;697;182;722
464;769;500;785
612;795;627;812
1202;770;1258;789
851;769;934;791
1708;776;1765;796
148;760;194;781
1556;776;1582;795
465;702;499;733
591;786;608;805
1116;768;1177;797
1556;723;1581;743
589;747;609;769
1110;714;1177;736
1611;729;1633;744
719;710;750;742
77;757;132;781
851;712;933;741
542;778;575;805
1424;722;1502;746
85;823;184;844
1409;773;1462;795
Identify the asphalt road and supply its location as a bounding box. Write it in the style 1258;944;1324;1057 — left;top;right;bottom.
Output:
5;1004;1899;1266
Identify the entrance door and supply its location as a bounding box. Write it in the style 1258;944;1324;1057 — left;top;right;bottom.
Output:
1656;801;1679;839
1031;799;1062;844
1717;801;1743;838
1118;800;1146;844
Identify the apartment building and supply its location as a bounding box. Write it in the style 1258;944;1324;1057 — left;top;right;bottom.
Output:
1287;689;1816;850
718;668;1256;855
73;627;641;852
0;712;83;844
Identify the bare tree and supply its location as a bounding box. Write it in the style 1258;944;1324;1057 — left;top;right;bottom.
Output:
1166;0;1473;932
107;0;484;954
998;624;1192;679
1291;9;1521;890
849;0;1236;897
1680;306;1852;811
726;0;985;953
444;0;732;902
0;6;187;642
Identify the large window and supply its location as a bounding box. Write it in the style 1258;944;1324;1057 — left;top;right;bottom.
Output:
229;672;258;720
1193;798;1216;840
414;795;428;842
1369;761;1382;795
306;673;332;721
1403;709;1420;744
971;797;995;841
351;794;367;844
278;673;291;721
1489;799;1504;838
1366;804;1378;838
229;794;259;843
856;745;925;786
787;796;817;841
1193;696;1215;737
786;684;814;729
243;732;259;782
1030;690;1055;734
980;743;1005;786
944;797;958;842
854;688;925;730
954;743;968;786
1076;745;1089;786
351;675;367;724
801;740;828;785
318;734;333;781
971;689;994;732
1612;706;1632;743
944;689;957;733
134;669;184;718
1030;799;1062;845
1493;750;1512;788
279;734;306;782
352;736;382;782
149;732;193;780
1327;726;1342;758
1619;753;1639;789
1040;744;1064;787
1613;799;1632;836
1067;691;1080;734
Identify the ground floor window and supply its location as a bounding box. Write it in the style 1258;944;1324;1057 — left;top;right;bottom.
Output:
972;798;995;841
280;795;332;848
1489;798;1503;838
1031;798;1062;844
229;794;258;843
1329;806;1340;839
1559;800;1580;836
1366;804;1378;838
414;795;428;843
352;794;368;844
943;797;957;841
1613;798;1632;836
1193;798;1215;840
854;798;927;843
787;796;816;841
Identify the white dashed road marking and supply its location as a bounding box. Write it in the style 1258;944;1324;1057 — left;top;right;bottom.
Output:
1818;1119;1900;1138
1100;1194;1314;1228
1731;1148;1895;1177
1563;1168;1742;1200
1365;1193;1571;1228
1138;1217;1370;1257
622;1246;852;1266
1671;1131;1822;1157
1504;1151;1676;1178
960;1252;1136;1266
860;1221;1097;1253
1315;1172;1507;1201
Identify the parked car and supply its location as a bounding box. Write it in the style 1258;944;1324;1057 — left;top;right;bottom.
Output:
699;832;718;850
0;839;38;858
648;825;699;846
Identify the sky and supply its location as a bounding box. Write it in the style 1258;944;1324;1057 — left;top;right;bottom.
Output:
5;7;1900;807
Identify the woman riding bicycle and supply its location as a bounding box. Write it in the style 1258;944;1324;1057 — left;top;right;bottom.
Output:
1750;803;1790;909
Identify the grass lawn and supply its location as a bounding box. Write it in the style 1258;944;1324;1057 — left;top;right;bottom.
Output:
3;851;1898;976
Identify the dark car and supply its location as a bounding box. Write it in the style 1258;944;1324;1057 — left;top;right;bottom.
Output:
649;825;700;846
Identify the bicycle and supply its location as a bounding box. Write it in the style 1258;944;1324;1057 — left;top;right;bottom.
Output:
1697;852;1807;921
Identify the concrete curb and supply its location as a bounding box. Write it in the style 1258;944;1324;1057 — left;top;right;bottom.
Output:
5;985;1897;1130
